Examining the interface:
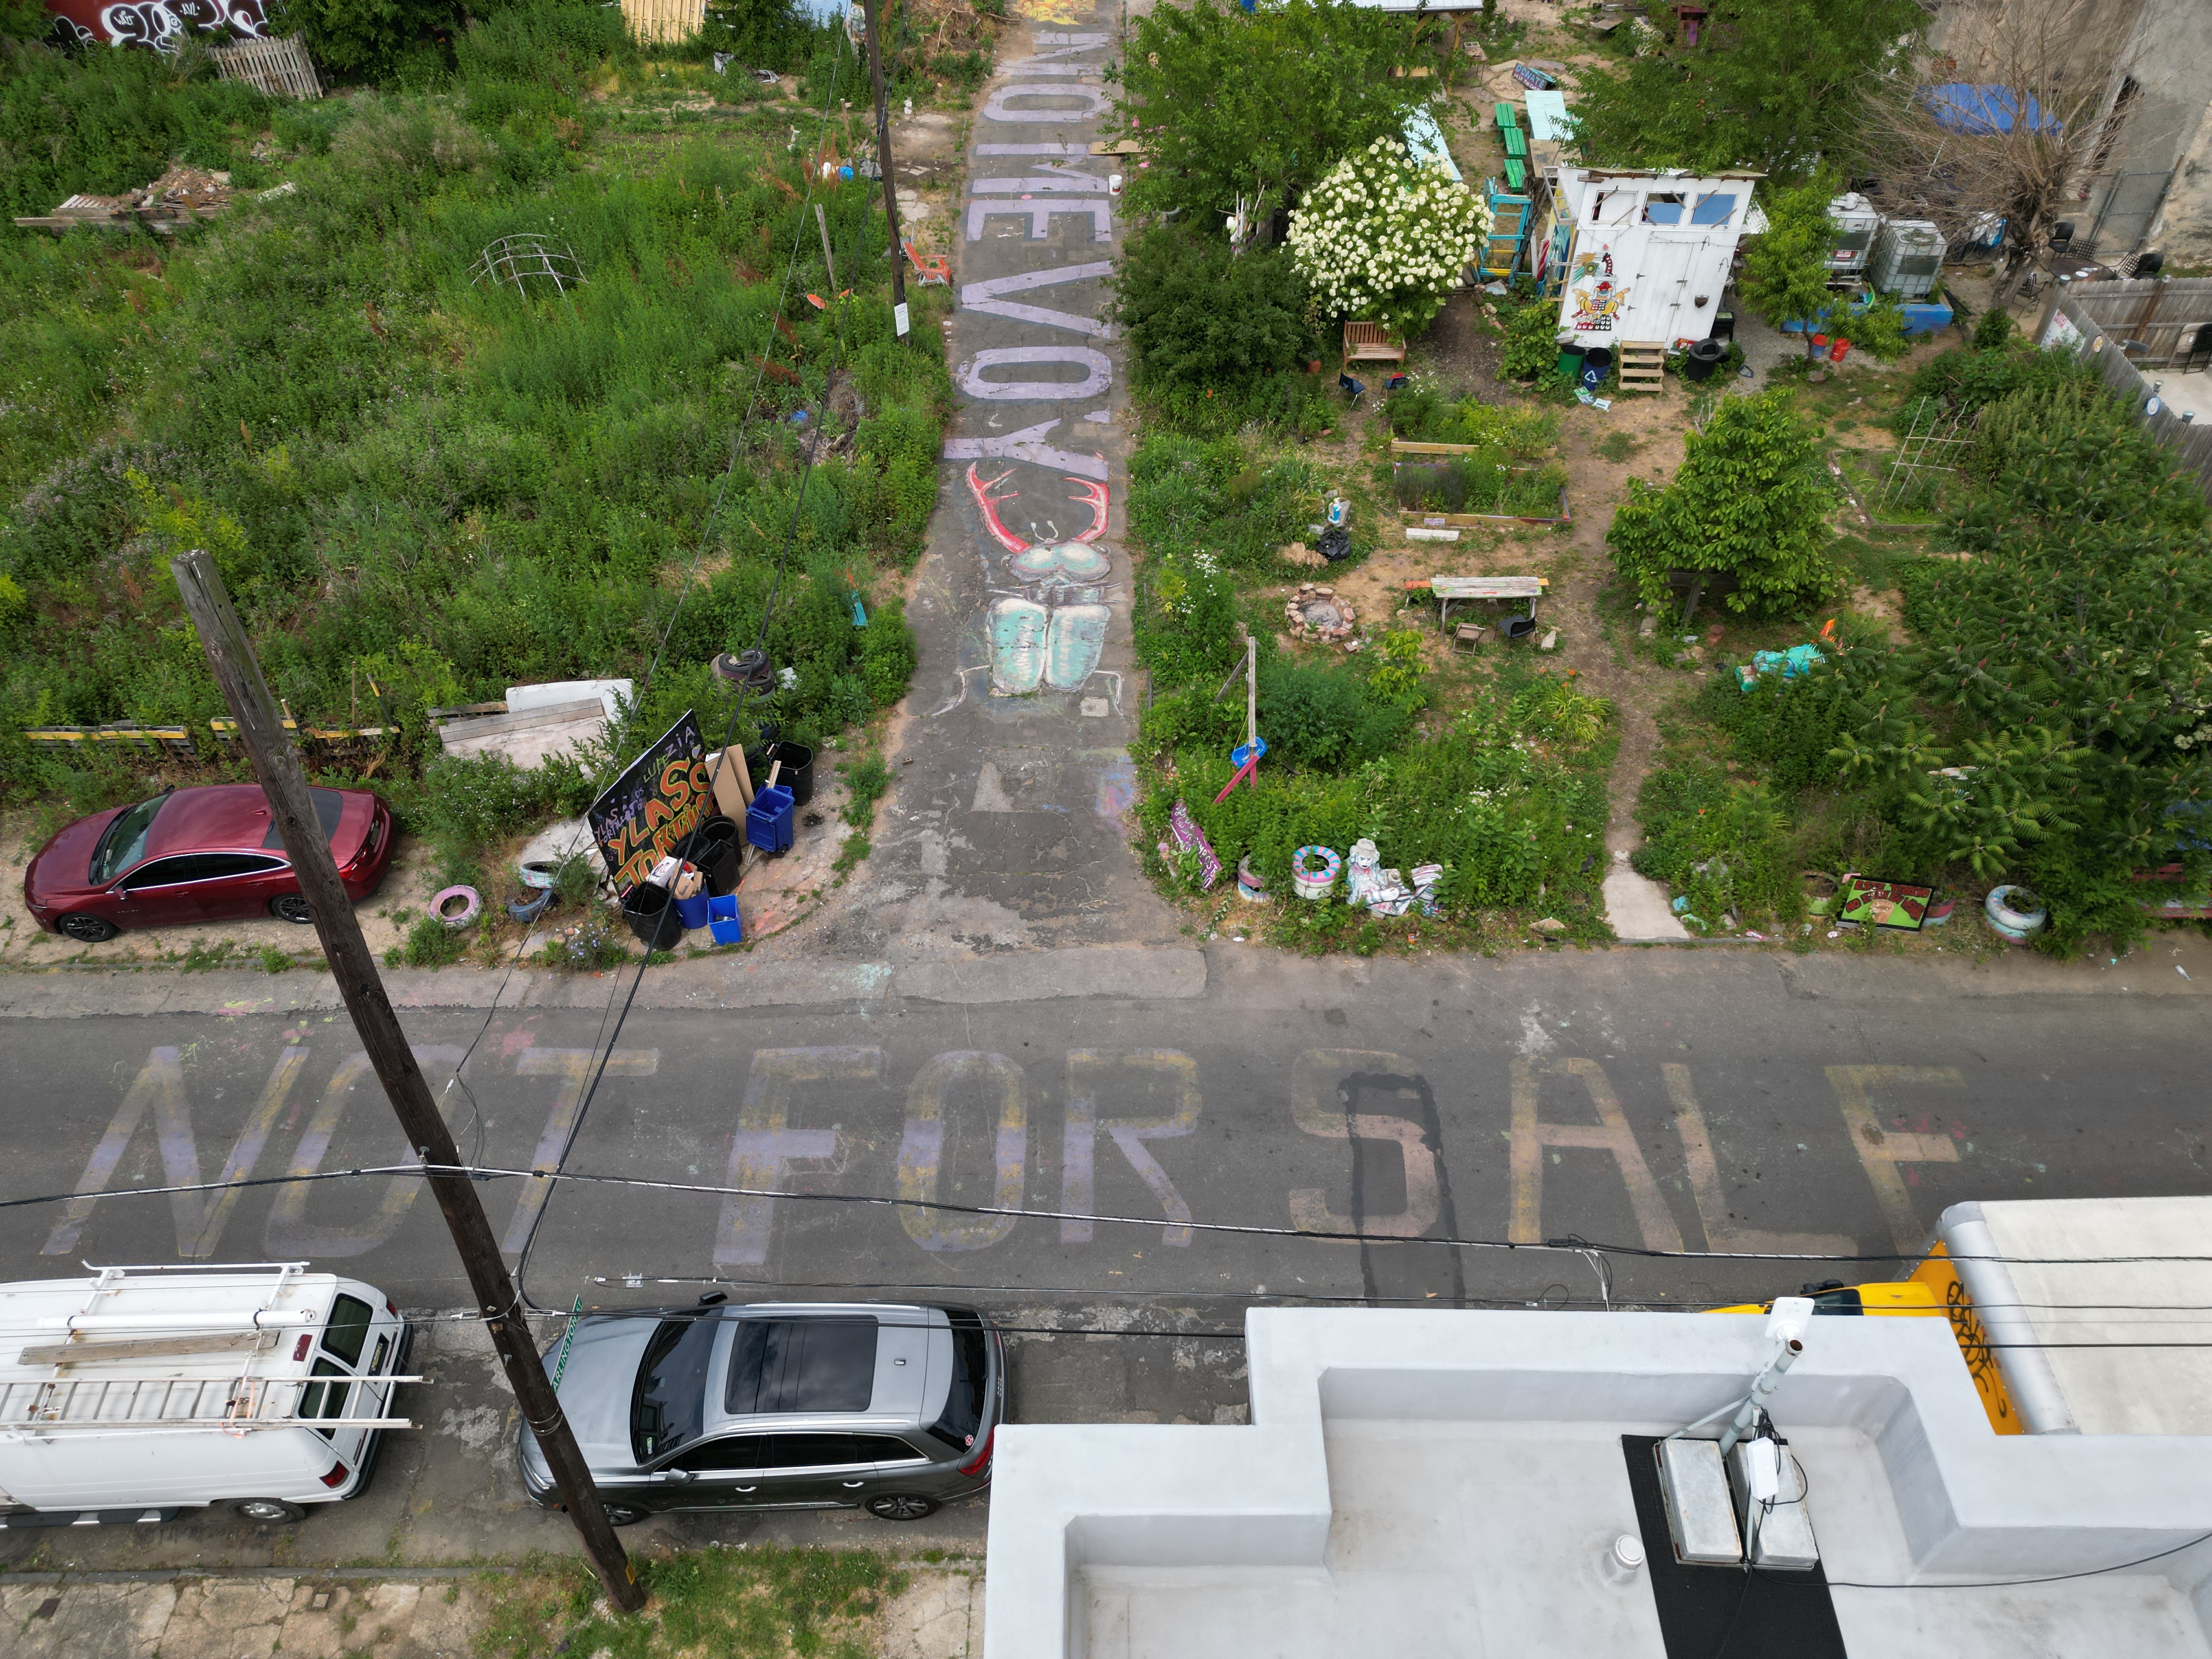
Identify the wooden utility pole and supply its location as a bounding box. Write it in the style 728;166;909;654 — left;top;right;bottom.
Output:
170;550;647;1616
859;0;909;337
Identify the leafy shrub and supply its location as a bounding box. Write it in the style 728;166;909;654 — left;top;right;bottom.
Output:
1971;307;2016;352
1494;287;1563;383
269;0;464;84
1289;137;1489;338
1632;761;1800;927
1115;227;1316;400
1260;658;1413;770
1898;341;2091;424
387;911;472;968
858;599;917;707
1706;661;1859;792
1608;391;1839;614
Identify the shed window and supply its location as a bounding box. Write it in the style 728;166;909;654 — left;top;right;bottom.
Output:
1691;193;1737;225
1643;194;1683;224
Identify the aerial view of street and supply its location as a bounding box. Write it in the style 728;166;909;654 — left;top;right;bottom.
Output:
4;0;2212;1655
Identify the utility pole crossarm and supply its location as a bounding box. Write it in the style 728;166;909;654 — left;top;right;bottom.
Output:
170;549;646;1615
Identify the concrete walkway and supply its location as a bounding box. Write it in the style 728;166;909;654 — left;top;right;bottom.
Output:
822;0;1181;967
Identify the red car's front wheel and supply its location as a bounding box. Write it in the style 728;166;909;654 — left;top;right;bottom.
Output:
57;913;119;943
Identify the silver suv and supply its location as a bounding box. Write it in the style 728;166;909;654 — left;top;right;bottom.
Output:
517;1300;1004;1523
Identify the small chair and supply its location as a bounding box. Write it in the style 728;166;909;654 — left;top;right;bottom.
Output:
902;240;949;286
1453;622;1491;654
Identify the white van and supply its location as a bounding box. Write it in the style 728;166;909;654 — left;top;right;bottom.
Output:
0;1262;415;1527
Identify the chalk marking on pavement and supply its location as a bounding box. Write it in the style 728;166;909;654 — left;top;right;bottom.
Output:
982;83;1109;122
713;1046;876;1267
964;199;1114;242
43;1043;307;1259
955;345;1113;402
941;416;1108;479
959;261;1116;338
898;1052;1028;1252
1826;1064;1965;1254
1509;1057;1685;1252
1288;1050;1442;1239
1060;1049;1200;1245
1663;1064;1856;1257
264;1046;465;1258
499;1046;659;1257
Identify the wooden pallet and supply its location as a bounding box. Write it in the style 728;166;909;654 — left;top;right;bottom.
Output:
1616;340;1667;394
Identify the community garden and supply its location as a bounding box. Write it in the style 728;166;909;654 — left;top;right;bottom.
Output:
1106;0;2212;960
0;0;989;963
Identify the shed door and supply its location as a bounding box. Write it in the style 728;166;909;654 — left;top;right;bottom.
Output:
1627;236;1702;343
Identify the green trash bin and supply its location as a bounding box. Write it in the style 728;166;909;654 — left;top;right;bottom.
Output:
1557;340;1587;379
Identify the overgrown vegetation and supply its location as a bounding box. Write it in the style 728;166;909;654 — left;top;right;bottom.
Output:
1636;336;2212;954
1;21;938;826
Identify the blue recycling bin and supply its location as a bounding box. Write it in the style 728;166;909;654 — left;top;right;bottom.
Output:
673;888;712;930
746;783;796;854
709;893;743;946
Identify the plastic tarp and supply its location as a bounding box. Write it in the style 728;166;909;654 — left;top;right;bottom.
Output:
1922;82;2062;136
1402;107;1462;183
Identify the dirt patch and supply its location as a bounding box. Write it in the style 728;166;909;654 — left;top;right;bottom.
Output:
1418;291;1506;388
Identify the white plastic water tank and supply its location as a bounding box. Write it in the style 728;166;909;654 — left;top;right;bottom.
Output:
1870;219;1946;298
1825;193;1882;278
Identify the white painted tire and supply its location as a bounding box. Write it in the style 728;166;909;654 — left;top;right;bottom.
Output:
431;885;482;929
1291;846;1341;900
1984;885;2046;942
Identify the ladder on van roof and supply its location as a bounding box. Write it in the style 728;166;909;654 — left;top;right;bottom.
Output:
2;1263;419;1437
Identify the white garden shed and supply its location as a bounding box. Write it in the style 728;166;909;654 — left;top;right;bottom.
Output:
1542;166;1765;348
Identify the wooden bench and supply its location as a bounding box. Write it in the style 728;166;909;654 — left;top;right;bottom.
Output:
1343;320;1407;375
1407;574;1550;630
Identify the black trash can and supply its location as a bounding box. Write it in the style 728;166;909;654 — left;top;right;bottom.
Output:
768;742;815;808
1684;338;1726;382
1711;309;1736;342
695;815;742;896
621;882;684;950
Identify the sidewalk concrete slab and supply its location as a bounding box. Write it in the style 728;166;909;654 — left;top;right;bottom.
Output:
1601;859;1690;941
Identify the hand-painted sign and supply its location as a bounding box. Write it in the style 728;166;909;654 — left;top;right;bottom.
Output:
1838;874;1935;930
587;712;714;890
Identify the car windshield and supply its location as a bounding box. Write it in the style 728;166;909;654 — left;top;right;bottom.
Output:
724;1318;877;1416
90;795;166;884
925;1312;989;1453
630;1316;720;1463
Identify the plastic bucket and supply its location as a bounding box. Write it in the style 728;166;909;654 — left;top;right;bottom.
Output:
622;883;684;950
1829;337;1850;363
769;742;815;807
1580;346;1614;391
696;815;742;896
1556;341;1587;379
1684;338;1725;382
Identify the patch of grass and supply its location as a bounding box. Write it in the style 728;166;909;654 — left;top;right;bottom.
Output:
541;911;633;970
475;1547;906;1659
178;938;238;972
385;913;470;969
1593;430;1644;463
258;944;292;974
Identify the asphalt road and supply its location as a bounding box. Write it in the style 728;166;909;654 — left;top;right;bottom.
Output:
9;949;2209;1393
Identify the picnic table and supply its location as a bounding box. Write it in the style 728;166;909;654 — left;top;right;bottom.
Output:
1408;574;1549;630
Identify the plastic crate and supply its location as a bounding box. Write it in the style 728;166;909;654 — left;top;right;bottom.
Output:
746;783;795;854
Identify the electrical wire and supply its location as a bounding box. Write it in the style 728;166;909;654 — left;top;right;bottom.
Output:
1765;1528;2212;1592
438;22;867;1180
511;46;875;1317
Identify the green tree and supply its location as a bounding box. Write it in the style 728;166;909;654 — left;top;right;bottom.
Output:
1570;0;1925;182
266;0;460;83
1110;0;1417;224
1739;178;1840;360
1114;225;1314;395
1608;390;1838;614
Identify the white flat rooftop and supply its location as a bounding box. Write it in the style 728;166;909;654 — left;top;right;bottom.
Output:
986;1310;2212;1659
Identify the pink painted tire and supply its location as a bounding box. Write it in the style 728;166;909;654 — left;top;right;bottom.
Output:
430;885;482;929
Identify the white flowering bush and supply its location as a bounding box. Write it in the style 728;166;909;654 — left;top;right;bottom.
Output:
1287;137;1492;340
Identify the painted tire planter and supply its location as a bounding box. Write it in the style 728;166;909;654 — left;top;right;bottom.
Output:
506;888;555;924
1236;854;1269;902
1984;885;2047;943
1291;846;1341;900
431;885;482;928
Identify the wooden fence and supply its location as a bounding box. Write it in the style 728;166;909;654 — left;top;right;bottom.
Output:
620;0;705;44
2038;289;2212;499
209;35;323;100
2046;276;2212;370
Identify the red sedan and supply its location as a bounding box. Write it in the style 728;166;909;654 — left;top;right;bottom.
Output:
24;785;396;943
